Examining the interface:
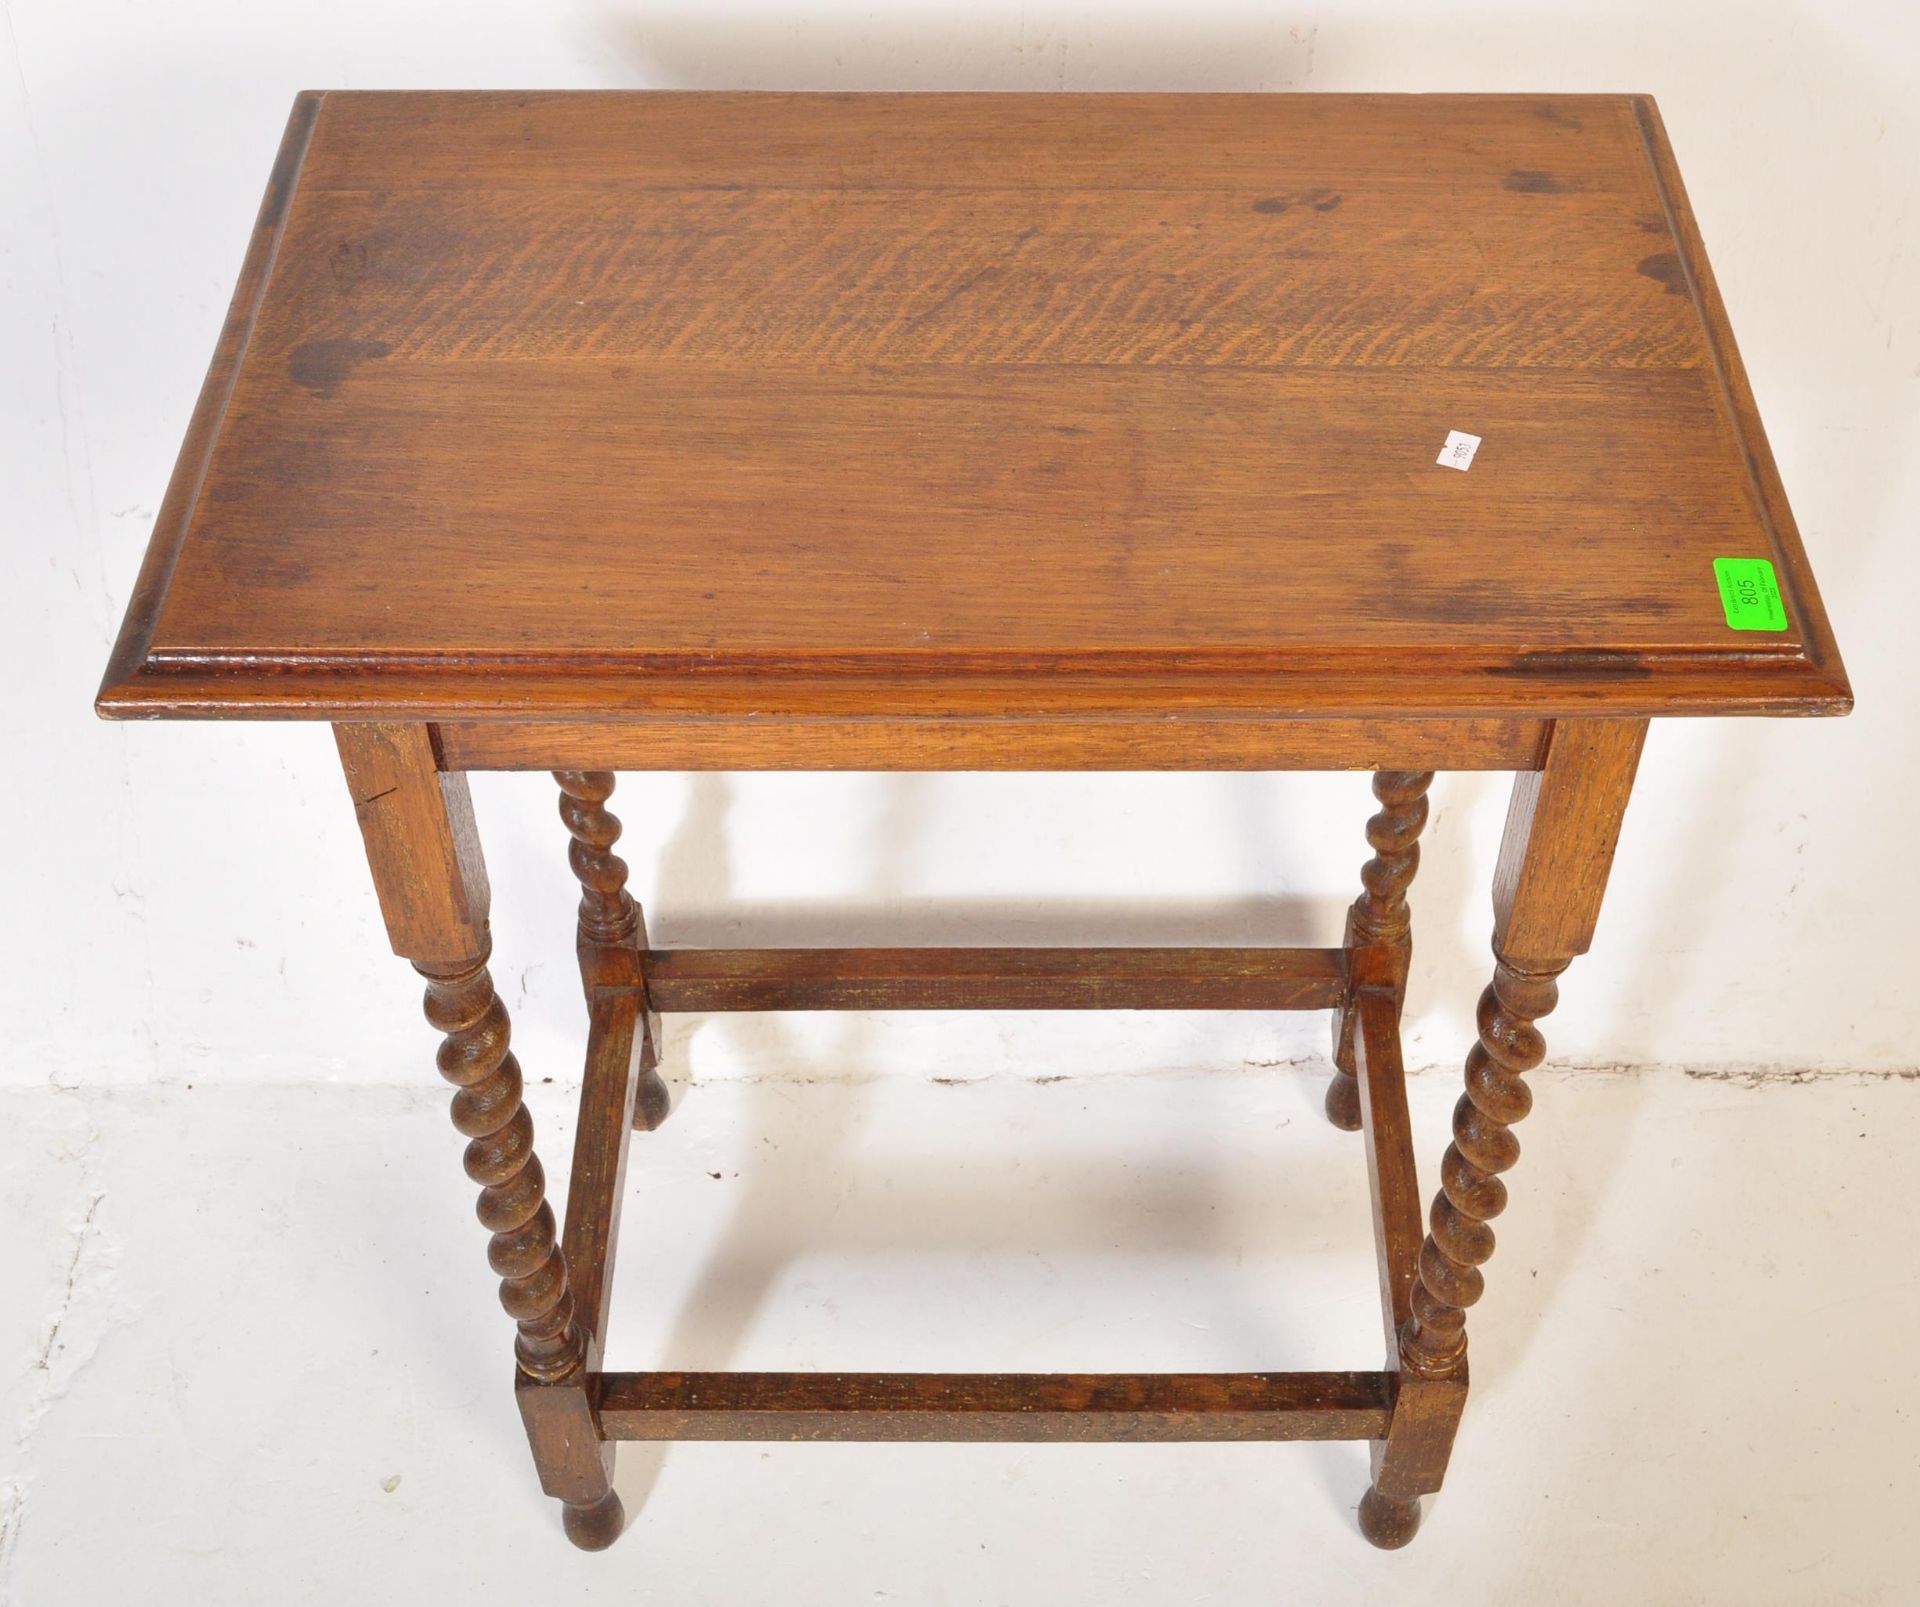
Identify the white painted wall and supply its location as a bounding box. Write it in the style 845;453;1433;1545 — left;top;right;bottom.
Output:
6;1;1914;1091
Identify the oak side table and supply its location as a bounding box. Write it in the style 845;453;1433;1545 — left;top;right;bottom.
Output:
98;91;1851;1552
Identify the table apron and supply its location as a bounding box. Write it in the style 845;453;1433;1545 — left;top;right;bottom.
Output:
431;716;1551;774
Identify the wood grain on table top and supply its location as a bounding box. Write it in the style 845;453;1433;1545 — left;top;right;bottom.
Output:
98;92;1850;722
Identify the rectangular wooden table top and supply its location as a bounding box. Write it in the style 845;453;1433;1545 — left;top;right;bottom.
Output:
99;91;1849;725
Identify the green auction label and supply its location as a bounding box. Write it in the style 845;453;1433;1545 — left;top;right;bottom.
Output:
1713;557;1787;632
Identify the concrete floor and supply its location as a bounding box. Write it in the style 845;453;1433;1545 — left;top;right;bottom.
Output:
3;1064;1915;1605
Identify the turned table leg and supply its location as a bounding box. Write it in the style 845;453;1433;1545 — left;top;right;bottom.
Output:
416;948;583;1382
1328;771;1434;1131
554;770;670;1130
336;724;624;1549
1358;720;1646;1547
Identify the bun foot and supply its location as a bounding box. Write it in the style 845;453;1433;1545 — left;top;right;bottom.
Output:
562;1489;626;1551
1357;1486;1421;1549
633;1066;672;1131
1323;1067;1363;1131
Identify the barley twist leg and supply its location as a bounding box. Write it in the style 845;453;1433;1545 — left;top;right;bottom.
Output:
1355;953;1562;1549
417;946;586;1382
1353;721;1644;1549
554;769;670;1130
1327;770;1434;1130
1400;957;1563;1377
